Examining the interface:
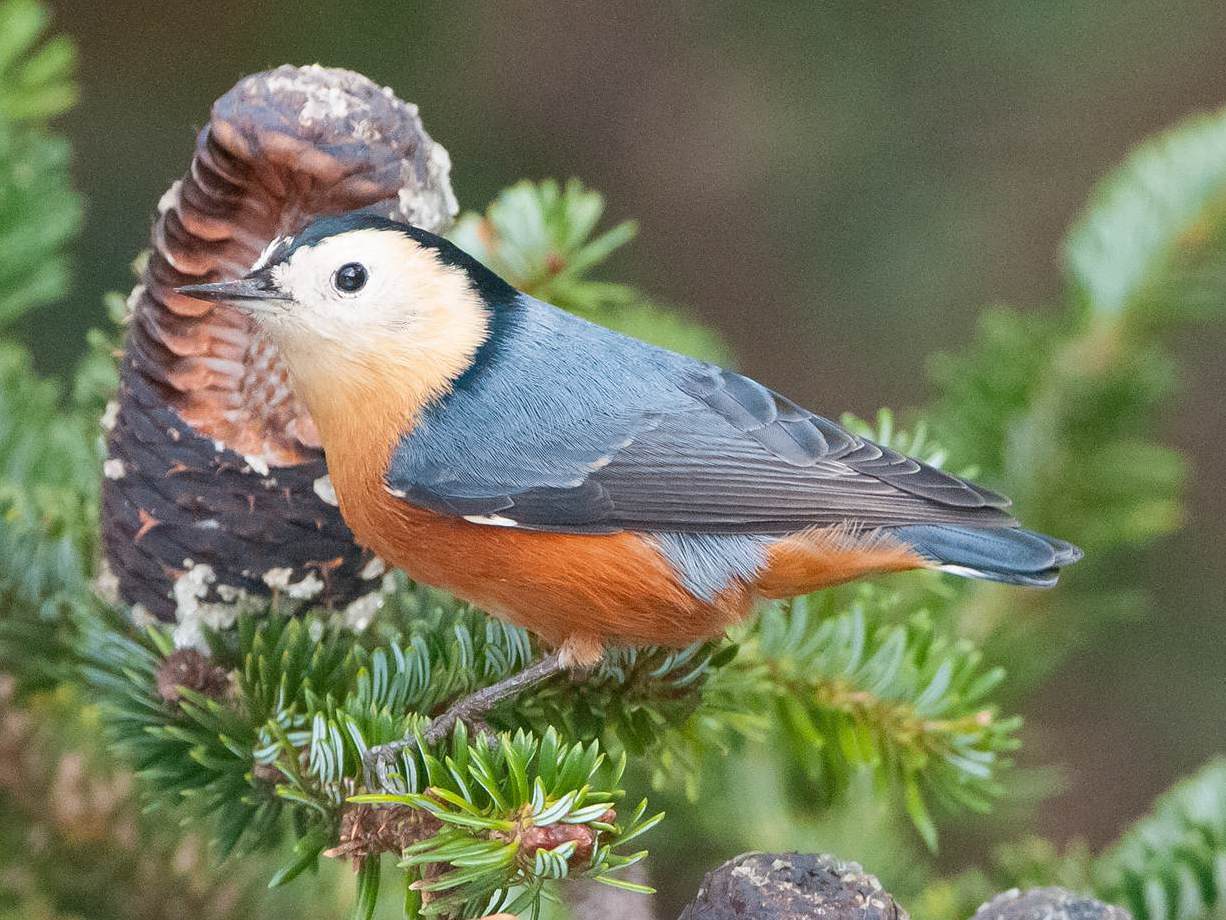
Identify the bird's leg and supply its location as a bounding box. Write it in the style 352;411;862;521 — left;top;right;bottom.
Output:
362;651;566;790
424;651;566;745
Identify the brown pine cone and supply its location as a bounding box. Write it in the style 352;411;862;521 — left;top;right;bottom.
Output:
99;65;457;644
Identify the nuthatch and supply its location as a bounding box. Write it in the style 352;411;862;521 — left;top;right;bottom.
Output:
179;213;1081;767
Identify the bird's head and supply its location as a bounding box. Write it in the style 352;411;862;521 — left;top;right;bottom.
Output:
177;214;512;435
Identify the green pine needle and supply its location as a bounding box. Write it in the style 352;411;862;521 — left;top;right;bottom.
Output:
748;591;1018;846
0;0;77;122
1065;102;1226;320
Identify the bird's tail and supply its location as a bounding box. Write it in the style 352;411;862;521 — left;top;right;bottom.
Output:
887;523;1083;588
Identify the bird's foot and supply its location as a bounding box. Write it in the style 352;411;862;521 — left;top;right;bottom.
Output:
423;650;566;745
362;651;567;791
362;737;415;792
423;712;495;748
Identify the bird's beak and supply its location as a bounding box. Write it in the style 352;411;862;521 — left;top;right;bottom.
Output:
176;272;287;314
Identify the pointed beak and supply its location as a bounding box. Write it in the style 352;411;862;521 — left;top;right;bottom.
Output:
176;271;287;313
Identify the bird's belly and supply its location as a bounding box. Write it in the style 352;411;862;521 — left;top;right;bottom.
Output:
344;490;753;662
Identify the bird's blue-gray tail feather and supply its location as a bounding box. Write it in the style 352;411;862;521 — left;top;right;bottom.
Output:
887;523;1082;588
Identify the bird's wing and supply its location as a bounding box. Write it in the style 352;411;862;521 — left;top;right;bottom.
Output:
386;300;1013;535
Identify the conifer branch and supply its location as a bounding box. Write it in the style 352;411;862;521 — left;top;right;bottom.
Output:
743;592;1017;848
913;759;1226;920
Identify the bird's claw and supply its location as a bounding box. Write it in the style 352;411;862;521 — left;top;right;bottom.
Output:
362;739;413;792
363;652;566;790
423;712;494;748
361;719;494;791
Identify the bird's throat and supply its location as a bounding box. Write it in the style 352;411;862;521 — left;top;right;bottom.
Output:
272;316;489;527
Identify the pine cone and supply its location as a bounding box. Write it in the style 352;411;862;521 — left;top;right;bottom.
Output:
678;852;908;920
100;65;458;644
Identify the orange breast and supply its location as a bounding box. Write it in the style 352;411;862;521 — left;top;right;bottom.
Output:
337;478;754;665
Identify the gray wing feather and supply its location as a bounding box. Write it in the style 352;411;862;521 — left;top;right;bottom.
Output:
387;296;1012;535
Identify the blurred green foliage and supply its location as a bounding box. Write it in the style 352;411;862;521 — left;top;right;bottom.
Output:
0;0;75;122
1094;758;1226;920
0;0;78;326
450;179;729;363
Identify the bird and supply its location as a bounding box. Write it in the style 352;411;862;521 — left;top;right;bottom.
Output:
178;212;1081;775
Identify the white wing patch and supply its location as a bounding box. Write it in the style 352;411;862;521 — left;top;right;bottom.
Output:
937;563;986;578
463;514;520;528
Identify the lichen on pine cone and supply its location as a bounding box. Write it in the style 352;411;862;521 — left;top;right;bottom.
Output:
99;65;458;645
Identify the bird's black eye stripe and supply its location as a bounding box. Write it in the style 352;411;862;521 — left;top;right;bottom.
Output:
333;262;368;294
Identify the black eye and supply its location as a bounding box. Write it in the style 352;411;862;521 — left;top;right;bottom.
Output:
333;262;367;294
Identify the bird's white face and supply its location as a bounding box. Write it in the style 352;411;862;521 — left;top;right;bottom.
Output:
259;228;466;350
210;226;493;439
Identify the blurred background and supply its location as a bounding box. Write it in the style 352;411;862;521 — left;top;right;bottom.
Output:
32;0;1226;898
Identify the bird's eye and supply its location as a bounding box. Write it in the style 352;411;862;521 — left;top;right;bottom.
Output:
333;262;368;294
